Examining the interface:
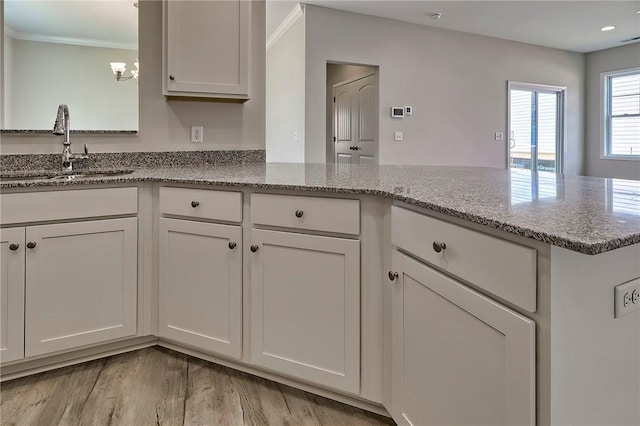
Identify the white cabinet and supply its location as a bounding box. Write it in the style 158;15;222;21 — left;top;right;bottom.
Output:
24;218;138;357
390;250;535;426
158;218;242;359
250;229;360;394
163;0;250;99
0;228;25;363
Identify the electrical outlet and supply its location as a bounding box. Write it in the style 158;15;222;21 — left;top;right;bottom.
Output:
614;278;640;318
495;132;504;141
191;126;203;143
394;131;403;141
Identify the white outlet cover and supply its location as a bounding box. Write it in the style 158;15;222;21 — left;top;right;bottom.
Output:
495;132;504;141
614;278;640;318
394;131;403;141
191;126;203;143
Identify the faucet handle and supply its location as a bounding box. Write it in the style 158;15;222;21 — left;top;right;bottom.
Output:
83;144;89;155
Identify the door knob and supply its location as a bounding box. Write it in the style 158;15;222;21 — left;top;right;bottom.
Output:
388;271;399;281
26;242;37;249
250;245;259;253
191;201;200;208
228;241;237;250
9;243;19;251
295;209;304;218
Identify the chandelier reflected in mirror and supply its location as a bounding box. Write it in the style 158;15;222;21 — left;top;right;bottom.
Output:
110;60;139;82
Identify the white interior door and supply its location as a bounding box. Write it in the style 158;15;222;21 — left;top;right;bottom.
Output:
333;74;378;165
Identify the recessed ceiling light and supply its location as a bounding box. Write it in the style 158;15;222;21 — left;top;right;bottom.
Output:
429;13;443;20
600;25;616;31
636;10;640;14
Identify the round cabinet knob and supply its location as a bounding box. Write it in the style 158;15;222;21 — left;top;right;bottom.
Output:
432;241;447;253
191;201;200;208
388;271;399;281
295;209;304;218
26;242;37;249
169;75;175;81
250;245;259;253
9;243;19;251
228;241;237;250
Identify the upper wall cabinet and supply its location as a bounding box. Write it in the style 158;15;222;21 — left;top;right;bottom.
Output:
163;0;250;100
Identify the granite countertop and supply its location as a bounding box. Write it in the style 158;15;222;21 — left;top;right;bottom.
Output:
2;163;639;255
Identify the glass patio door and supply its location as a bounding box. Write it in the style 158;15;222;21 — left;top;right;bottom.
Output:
509;84;564;174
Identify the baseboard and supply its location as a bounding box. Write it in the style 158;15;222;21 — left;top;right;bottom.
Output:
157;339;391;418
0;336;158;382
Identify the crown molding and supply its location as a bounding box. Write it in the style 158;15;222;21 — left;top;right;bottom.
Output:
4;28;137;51
266;3;304;52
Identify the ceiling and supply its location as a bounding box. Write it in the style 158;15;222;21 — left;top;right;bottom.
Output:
4;1;638;54
267;0;640;53
4;0;138;50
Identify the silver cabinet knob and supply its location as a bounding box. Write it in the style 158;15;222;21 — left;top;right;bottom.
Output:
228;241;237;250
388;271;399;281
26;242;37;249
191;201;200;208
250;245;259;253
295;209;304;218
432;241;447;253
9;243;19;251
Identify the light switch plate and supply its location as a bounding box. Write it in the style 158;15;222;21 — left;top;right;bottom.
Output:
614;278;640;318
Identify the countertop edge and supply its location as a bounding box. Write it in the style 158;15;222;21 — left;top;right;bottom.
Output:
1;173;637;256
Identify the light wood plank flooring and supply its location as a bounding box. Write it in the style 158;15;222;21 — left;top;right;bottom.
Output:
0;347;394;426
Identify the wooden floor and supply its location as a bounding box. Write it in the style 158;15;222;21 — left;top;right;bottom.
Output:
0;347;394;426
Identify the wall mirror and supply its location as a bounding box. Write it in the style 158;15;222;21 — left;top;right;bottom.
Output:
2;0;138;132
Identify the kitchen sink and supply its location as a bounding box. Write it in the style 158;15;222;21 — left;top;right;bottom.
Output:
1;170;134;182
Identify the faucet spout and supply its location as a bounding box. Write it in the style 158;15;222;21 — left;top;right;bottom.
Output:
53;104;70;143
52;104;87;172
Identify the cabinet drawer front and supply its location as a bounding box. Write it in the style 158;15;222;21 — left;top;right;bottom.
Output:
159;187;242;222
251;194;360;235
392;206;537;312
1;187;137;225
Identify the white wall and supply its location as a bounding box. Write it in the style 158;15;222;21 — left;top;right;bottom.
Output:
304;5;585;173
8;39;138;130
265;7;305;163
325;63;377;163
2;28;12;128
585;44;640;180
0;0;265;154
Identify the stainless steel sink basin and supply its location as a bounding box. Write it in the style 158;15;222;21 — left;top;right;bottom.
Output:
1;170;134;182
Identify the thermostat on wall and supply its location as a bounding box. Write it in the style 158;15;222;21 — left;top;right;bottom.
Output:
391;107;404;118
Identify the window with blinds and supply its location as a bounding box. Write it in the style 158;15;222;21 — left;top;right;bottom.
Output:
605;70;640;157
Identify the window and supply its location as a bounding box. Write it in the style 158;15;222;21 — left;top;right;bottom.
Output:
603;69;640;158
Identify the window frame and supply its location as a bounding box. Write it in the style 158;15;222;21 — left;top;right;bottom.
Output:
601;67;640;161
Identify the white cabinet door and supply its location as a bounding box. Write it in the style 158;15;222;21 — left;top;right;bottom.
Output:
25;218;138;358
164;0;250;98
391;250;535;426
159;218;242;359
250;229;360;394
0;228;25;363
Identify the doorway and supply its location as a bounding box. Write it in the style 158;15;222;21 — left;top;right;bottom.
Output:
327;63;379;165
508;82;565;174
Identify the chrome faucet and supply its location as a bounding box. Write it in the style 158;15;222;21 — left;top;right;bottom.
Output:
53;104;88;172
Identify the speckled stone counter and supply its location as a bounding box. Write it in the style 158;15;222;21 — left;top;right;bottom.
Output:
2;163;639;255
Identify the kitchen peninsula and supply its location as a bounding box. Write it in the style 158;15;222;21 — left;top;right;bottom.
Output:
1;160;639;426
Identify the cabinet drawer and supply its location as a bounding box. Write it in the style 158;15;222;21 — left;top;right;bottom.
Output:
251;194;360;235
159;187;242;222
0;187;137;225
392;206;537;312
